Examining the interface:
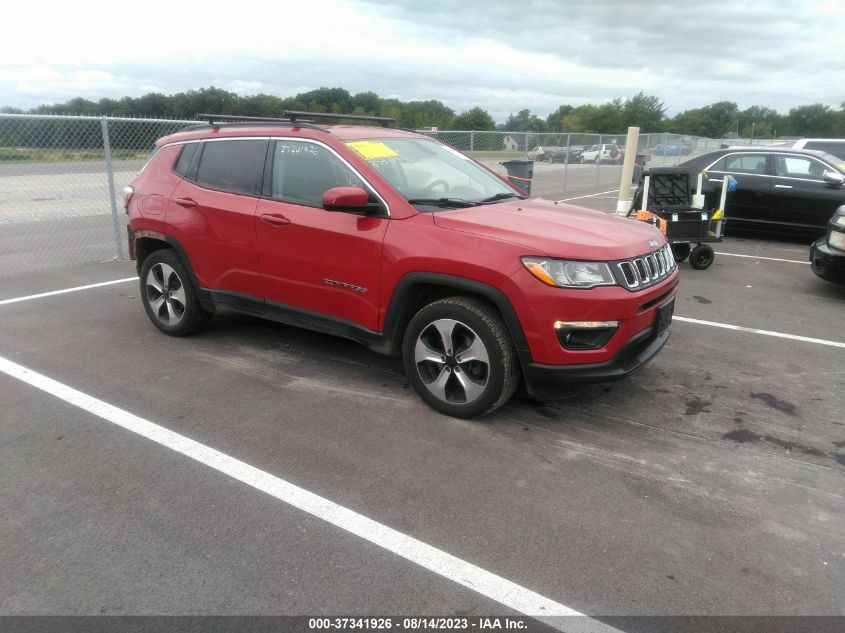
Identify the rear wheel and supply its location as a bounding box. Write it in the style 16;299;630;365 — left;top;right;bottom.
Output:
689;244;715;270
402;297;520;418
140;249;210;336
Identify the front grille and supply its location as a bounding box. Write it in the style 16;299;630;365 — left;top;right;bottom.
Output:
615;244;676;290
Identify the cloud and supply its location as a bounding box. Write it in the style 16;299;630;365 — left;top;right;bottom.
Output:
1;0;843;119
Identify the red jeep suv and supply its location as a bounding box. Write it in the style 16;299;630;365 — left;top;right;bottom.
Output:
125;112;678;418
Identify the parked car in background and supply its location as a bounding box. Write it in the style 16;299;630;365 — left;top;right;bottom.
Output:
792;139;845;161
810;205;845;284
652;144;681;156
527;146;561;161
549;145;584;163
677;147;845;236
580;144;621;164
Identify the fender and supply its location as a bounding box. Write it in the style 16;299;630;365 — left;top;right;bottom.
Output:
381;272;532;364
133;231;215;313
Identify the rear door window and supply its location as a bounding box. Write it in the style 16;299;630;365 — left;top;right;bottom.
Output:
722;154;768;175
194;139;268;196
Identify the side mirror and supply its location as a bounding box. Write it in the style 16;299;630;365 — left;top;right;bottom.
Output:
823;171;845;186
322;186;381;214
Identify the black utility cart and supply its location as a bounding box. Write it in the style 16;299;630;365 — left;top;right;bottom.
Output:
627;167;726;270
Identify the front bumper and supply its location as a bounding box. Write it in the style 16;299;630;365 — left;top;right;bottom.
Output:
810;238;845;285
522;325;671;400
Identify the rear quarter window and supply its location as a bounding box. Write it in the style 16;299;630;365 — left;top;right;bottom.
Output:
172;143;198;177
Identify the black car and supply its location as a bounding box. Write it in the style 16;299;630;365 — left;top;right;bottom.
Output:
810;205;845;284
549;145;584;163
677;147;845;236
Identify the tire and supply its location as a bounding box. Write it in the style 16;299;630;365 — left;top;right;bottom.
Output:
689;244;715;270
671;243;691;262
139;249;210;336
402;297;520;419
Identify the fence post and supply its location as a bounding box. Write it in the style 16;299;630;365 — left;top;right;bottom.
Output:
563;133;570;194
101;117;124;259
470;130;474;152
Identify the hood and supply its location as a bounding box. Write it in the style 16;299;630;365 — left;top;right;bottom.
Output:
431;198;665;260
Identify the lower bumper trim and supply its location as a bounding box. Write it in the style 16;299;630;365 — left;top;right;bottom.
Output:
522;326;671;400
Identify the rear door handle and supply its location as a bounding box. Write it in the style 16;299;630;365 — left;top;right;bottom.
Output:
260;213;291;226
774;184;793;189
173;197;198;207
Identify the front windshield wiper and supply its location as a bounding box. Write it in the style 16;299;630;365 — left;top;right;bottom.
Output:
477;192;526;204
406;197;478;208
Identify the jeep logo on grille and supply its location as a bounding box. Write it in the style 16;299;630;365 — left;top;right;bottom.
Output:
649;240;659;248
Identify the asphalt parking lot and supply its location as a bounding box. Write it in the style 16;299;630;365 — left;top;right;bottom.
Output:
0;184;843;632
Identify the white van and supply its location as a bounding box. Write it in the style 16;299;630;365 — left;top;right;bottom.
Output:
791;139;845;160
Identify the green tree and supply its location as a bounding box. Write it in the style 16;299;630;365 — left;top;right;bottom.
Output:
504;109;547;132
669;101;739;137
738;105;782;139
397;100;455;129
785;104;836;136
452;106;495;130
622;93;666;132
546;104;575;131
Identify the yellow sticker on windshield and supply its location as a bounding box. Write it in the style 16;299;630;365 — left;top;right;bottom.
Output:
346;141;398;161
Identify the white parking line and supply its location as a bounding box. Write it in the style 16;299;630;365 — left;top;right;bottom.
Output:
555;189;619;202
0;277;138;306
674;316;845;348
0;355;620;633
713;252;810;265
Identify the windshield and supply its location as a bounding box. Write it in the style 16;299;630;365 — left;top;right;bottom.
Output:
345;138;518;209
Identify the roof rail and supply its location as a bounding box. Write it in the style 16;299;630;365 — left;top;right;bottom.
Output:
193;113;327;131
284;110;394;127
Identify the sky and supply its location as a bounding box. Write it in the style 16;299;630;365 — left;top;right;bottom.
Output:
2;0;844;122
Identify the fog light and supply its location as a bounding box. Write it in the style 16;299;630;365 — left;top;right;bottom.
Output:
554;321;619;350
555;321;620;330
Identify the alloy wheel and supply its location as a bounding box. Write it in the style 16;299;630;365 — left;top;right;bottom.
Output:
413;318;490;404
145;262;187;326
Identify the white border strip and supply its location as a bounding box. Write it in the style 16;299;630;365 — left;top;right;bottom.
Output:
713;252;809;265
0;277;138;306
0;355;619;633
555;189;619;203
674;316;845;348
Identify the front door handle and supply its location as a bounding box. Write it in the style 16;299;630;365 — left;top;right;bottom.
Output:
173;197;198;207
260;213;291;226
774;184;793;189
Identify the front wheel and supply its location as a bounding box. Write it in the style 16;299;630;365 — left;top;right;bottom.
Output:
689;244;715;270
402;297;520;418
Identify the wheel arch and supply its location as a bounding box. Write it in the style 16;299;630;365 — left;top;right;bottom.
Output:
380;272;531;364
134;232;213;312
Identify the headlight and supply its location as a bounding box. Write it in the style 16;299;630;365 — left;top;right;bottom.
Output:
522;257;616;289
828;230;845;252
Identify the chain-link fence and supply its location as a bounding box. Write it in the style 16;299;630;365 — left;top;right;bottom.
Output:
1;114;730;277
414;130;724;201
416;130;723;165
0;114;196;276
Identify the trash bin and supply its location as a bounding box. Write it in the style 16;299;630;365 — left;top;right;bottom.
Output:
500;159;533;196
632;153;647;183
